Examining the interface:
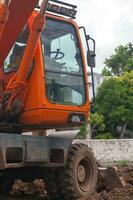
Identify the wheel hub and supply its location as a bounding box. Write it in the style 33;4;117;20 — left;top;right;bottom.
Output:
77;164;86;183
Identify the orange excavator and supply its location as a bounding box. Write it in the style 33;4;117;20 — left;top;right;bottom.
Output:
0;0;97;199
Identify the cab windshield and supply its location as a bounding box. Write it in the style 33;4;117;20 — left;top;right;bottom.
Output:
41;18;86;106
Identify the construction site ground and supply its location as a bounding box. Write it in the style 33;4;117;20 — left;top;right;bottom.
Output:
1;165;133;200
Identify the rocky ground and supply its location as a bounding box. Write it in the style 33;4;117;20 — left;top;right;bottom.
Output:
1;165;133;200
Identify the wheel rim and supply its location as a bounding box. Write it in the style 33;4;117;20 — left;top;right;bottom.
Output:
76;157;93;192
77;165;86;183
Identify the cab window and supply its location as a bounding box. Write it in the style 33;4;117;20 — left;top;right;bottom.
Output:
3;24;29;73
41;18;86;106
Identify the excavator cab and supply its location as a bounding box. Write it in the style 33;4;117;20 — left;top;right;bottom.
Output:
1;1;90;131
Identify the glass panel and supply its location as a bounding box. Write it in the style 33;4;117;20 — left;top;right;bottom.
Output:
3;25;29;73
46;72;85;105
50;34;82;73
41;19;86;106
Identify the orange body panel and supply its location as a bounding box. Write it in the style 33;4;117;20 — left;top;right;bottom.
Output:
0;0;38;67
0;11;90;131
0;3;9;40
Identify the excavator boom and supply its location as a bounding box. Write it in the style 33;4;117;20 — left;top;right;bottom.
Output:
0;0;39;67
0;0;49;123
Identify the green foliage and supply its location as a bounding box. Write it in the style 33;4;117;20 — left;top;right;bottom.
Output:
103;43;133;76
102;67;111;76
95;132;115;139
94;71;133;138
90;112;105;138
116;160;128;167
94;43;133;139
77;124;87;139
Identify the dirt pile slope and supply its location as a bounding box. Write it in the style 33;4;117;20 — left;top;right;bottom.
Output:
10;166;133;200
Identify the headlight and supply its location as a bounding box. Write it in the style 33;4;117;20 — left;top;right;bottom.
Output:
69;113;86;124
71;115;81;123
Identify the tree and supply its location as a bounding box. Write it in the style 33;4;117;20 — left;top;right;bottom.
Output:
102;43;133;76
94;71;133;138
90;112;105;138
77;123;88;139
102;67;111;76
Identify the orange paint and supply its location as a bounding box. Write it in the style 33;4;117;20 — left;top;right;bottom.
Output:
0;11;90;131
0;3;9;39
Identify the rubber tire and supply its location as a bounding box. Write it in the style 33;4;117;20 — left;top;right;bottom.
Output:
59;143;97;200
0;177;15;194
44;168;62;200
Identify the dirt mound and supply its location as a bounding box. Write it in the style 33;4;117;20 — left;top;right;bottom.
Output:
119;166;133;185
108;185;133;200
91;166;133;200
11;179;47;198
97;167;123;192
10;166;133;200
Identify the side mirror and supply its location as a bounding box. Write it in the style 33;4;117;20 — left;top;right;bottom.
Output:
79;27;96;101
87;50;96;68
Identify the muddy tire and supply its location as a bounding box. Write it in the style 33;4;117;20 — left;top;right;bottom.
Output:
44;168;62;200
59;143;97;200
0;177;15;194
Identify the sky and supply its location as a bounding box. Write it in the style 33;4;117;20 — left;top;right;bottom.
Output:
40;0;133;73
50;0;133;73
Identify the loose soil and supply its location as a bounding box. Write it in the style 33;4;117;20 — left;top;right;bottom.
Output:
91;166;133;200
1;166;133;200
